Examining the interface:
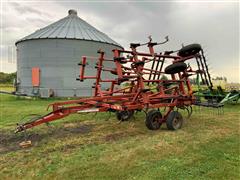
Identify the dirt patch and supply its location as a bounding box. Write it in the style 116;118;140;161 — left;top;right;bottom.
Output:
0;123;94;154
62;124;92;134
0;132;42;154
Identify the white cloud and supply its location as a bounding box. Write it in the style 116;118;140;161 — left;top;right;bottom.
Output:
1;1;239;82
1;60;16;73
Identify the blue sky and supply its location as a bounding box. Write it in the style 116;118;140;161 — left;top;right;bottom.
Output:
0;0;239;82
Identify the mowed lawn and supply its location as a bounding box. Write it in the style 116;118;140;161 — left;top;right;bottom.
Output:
0;94;239;179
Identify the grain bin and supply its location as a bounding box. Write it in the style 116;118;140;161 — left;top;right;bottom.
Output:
16;9;123;97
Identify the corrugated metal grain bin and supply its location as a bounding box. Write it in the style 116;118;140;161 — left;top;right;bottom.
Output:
16;9;123;97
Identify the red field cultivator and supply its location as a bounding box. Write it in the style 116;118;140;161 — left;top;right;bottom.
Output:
16;37;209;133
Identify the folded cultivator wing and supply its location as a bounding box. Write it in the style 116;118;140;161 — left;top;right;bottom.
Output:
16;37;213;133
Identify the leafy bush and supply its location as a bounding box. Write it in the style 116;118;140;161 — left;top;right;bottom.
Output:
0;72;17;84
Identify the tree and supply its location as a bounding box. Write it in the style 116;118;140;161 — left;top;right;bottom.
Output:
160;75;168;80
0;72;17;84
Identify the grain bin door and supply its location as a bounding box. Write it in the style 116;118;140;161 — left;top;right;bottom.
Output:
32;67;40;87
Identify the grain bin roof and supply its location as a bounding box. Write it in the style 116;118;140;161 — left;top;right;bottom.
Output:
16;9;122;48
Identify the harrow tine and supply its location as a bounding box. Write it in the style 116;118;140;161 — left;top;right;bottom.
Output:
148;57;157;84
105;112;112;121
156;57;165;80
187;106;193;119
152;55;161;83
201;50;213;88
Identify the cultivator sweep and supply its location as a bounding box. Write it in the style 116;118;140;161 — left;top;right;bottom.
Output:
16;37;215;133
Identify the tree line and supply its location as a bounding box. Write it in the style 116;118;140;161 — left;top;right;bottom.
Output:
0;72;17;84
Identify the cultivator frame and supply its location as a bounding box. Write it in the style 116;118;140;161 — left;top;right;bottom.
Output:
16;37;212;133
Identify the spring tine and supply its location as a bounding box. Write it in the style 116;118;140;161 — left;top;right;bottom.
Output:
106;112;112;121
152;56;161;83
201;50;213;88
198;55;209;86
148;57;156;84
157;57;165;80
196;56;205;85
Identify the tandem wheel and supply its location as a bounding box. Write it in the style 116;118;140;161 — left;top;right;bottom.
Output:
166;111;183;130
116;110;134;121
145;110;162;130
178;44;202;57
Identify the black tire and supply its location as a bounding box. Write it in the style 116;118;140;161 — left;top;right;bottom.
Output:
116;110;134;121
178;44;202;57
166;111;183;130
145;110;162;130
164;62;187;74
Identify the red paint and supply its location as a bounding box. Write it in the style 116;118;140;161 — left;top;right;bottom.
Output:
32;67;40;87
16;40;203;133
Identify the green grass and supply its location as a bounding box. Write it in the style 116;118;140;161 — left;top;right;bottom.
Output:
0;84;14;92
0;94;239;179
